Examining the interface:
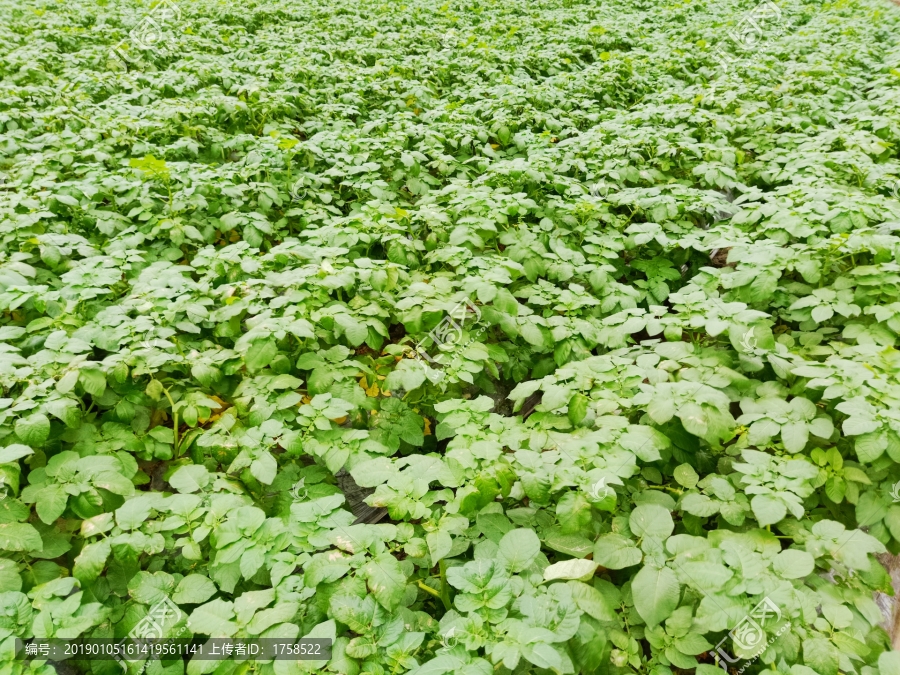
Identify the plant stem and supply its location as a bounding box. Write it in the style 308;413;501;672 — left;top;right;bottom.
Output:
417;580;442;600
162;385;180;457
439;559;451;611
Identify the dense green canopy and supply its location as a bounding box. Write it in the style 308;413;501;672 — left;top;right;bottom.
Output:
2;0;900;673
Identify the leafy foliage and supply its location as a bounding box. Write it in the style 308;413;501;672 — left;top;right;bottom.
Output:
1;0;900;673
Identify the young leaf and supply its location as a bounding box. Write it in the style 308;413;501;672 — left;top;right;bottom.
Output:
632;565;680;626
497;528;541;573
173;575;218;605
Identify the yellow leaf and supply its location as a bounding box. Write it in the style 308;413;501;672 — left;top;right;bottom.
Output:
365;381;380;397
423;418;432;436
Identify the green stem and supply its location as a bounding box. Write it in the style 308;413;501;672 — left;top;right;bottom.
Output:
646;485;682;495
439;560;451;611
417;580;442;600
162;385;180;457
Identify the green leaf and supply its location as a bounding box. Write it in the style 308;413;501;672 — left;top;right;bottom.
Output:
772;549;814;579
556;491;592;534
292;620;337;673
543;559;599;582
116;497;153;530
250;452;277;485
128;570;176;606
594;534;643;569
543;531;594;558
647;396;675;424
673;463;698;489
15;413;50;447
751;494;787;526
73;539;111;583
169;464;211;493
879;651;900;675
56;370;79;394
173;574;218;604
520;322;546;348
567;580;616;621
629;504;674;539
632;565;680;626
855;431;888;462
696;667;726;675
680;493;720;517
36;484;68;524
0;558;22;592
522;642;563;671
673;633;713;655
350;458;397;488
781;422;809;452
93;471;135;496
146;379;164;401
802;637;839;675
189;599;238;637
619;426;669;462
427;530;453;565
0;523;42;552
567;393;589;425
494;288;519;315
498;528;540;573
79;368;107;397
245;338;278;372
361;553;406;610
329;595;374;633
0;444;33;464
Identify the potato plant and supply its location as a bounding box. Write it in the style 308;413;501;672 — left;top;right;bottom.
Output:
2;0;900;673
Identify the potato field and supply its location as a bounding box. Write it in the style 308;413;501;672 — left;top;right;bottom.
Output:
2;0;900;674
